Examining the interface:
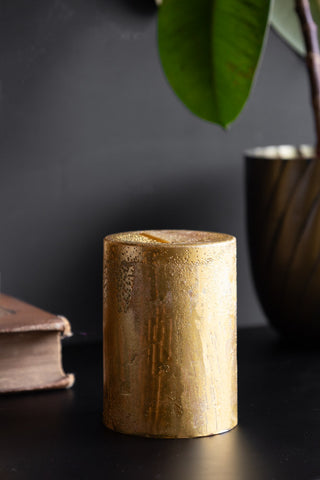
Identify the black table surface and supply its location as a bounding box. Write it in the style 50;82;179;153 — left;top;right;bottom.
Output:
1;326;320;480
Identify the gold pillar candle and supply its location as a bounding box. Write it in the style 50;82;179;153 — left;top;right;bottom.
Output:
103;230;237;438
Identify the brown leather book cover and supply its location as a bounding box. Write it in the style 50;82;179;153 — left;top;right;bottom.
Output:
0;293;71;335
0;294;75;394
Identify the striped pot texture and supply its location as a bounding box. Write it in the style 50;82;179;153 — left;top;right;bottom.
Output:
246;145;320;341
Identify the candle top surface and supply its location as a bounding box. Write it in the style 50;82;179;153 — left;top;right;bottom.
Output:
104;230;235;247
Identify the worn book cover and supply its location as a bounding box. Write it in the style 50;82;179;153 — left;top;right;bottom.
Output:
0;293;75;393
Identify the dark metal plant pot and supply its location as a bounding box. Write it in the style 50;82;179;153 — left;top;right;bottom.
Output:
246;145;320;341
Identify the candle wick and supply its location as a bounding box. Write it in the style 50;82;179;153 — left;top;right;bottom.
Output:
140;232;171;243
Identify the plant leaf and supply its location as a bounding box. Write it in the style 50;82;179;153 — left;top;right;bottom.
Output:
271;0;305;55
158;0;272;127
271;0;320;57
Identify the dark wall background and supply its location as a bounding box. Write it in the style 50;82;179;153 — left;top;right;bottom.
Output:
0;0;314;342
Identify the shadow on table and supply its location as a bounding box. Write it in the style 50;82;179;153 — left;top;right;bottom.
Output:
4;331;320;479
238;327;320;479
0;339;268;480
97;425;269;480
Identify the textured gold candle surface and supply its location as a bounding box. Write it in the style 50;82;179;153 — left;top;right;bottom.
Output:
103;230;237;438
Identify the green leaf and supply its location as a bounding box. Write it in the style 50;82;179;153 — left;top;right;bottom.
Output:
271;0;305;55
271;0;320;57
158;0;272;127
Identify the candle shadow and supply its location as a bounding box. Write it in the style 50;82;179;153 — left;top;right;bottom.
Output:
92;426;270;480
0;340;270;480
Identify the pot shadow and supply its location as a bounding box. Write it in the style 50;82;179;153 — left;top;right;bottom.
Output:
238;327;320;478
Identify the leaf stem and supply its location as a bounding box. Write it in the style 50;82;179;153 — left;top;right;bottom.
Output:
296;0;320;157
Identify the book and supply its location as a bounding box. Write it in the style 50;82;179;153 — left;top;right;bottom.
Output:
0;293;75;394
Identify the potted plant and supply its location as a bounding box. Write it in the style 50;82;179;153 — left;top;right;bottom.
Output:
157;0;320;342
